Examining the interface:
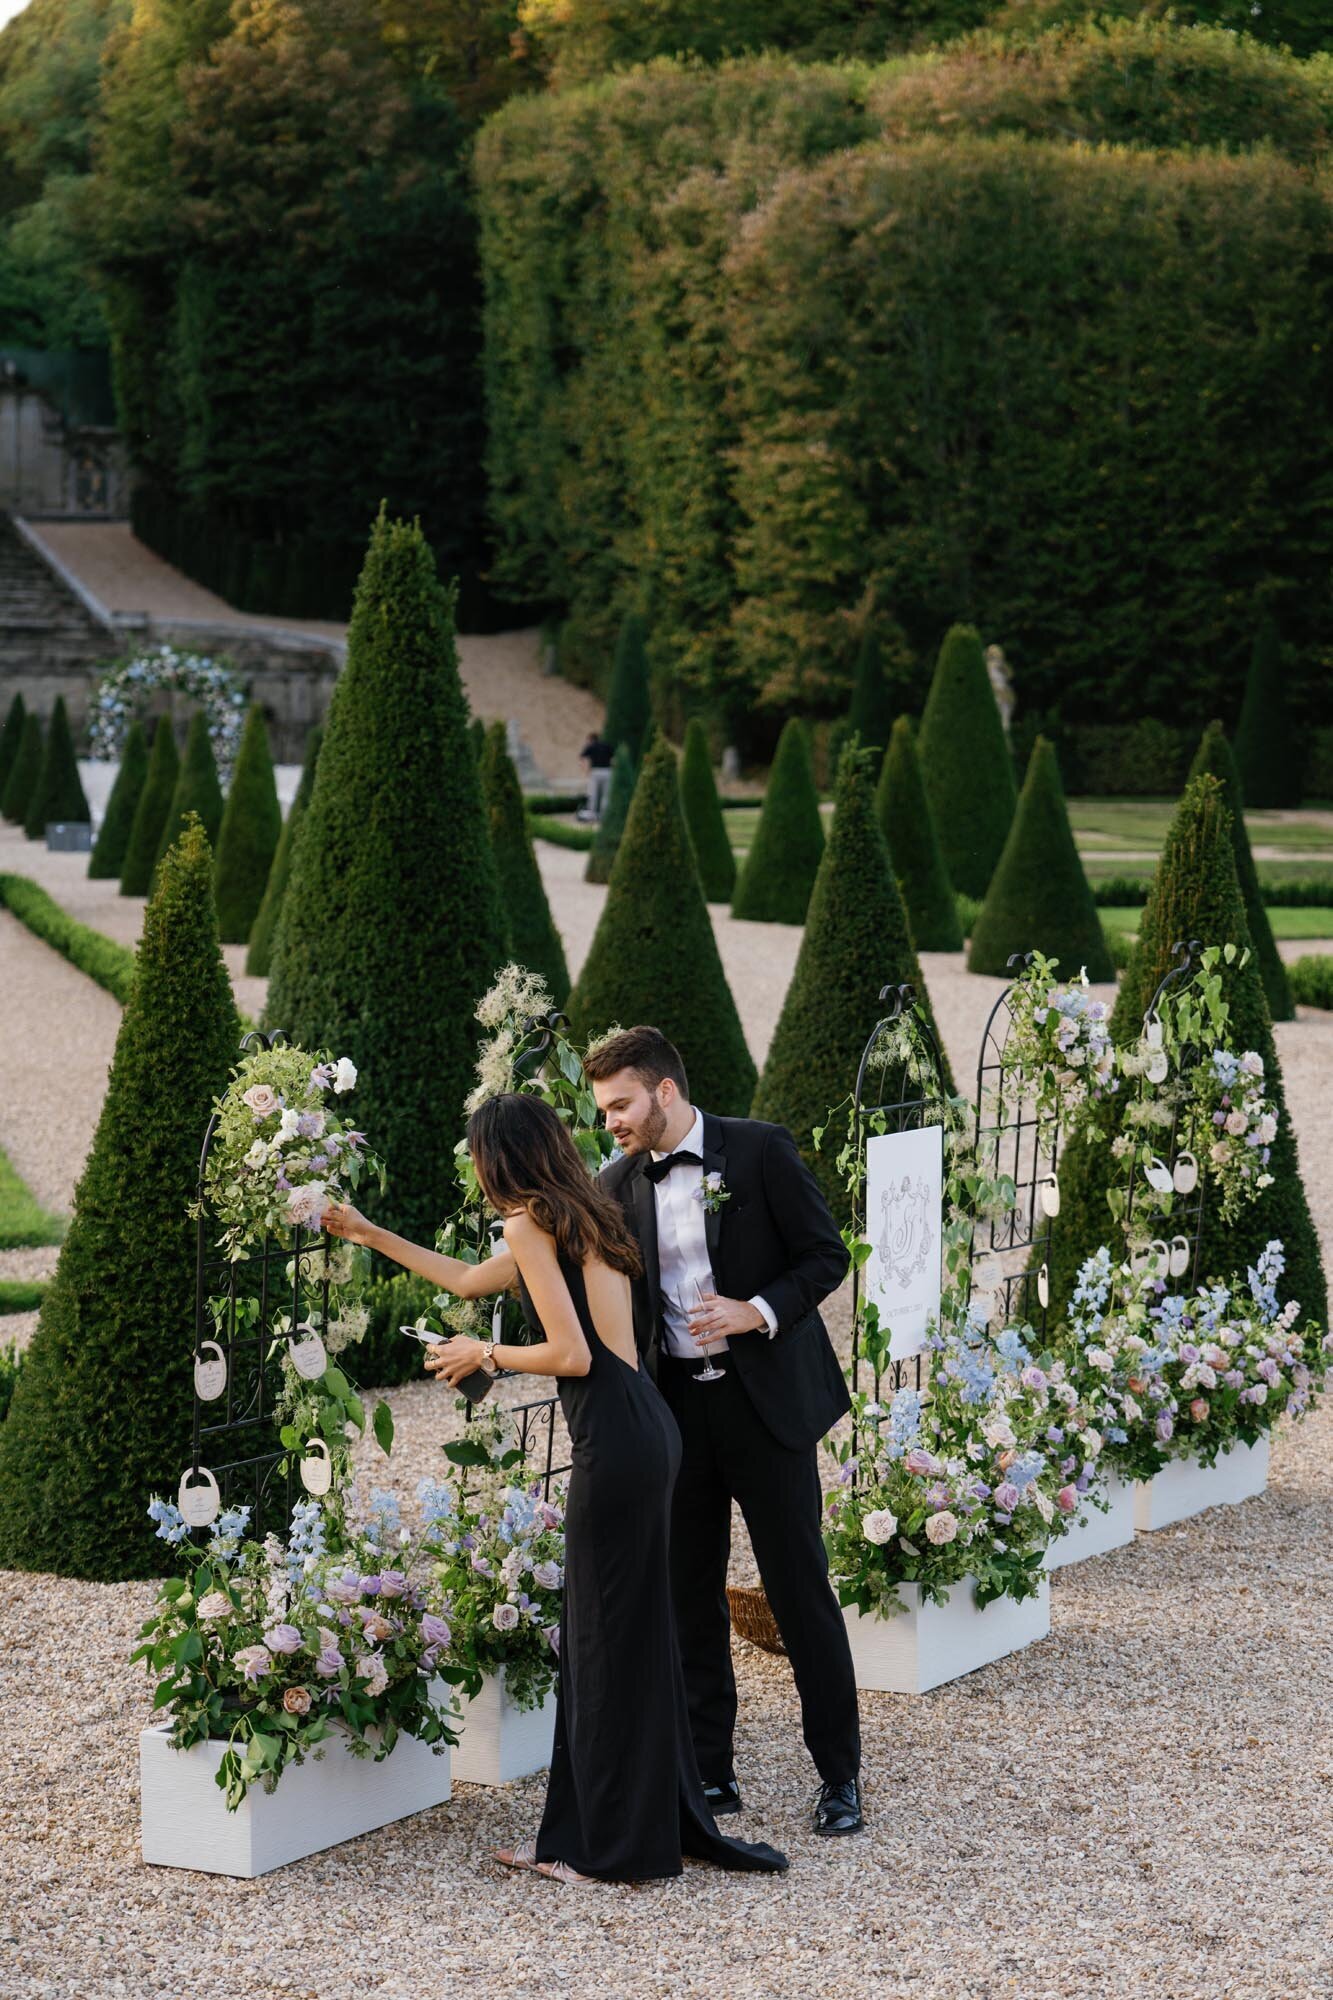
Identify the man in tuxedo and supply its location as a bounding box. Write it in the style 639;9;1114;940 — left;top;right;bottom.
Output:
584;1025;863;1836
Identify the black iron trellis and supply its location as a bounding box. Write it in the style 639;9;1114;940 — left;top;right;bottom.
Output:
1119;938;1210;1289
849;983;948;1402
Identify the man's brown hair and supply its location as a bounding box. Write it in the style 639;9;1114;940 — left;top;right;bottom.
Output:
581;1025;689;1097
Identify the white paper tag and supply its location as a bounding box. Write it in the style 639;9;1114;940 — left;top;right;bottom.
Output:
193;1341;227;1402
178;1466;220;1527
288;1327;328;1381
300;1439;332;1495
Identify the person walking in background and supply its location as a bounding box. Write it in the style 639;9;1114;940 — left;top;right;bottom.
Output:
579;730;613;820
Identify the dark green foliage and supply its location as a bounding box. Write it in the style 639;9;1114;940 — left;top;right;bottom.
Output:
568;736;756;1116
1;713;43;825
916;626;1016;900
119;716;179;896
1233;620;1300;809
876;716;962;952
265;513;508;1245
0;873;137;1005
213;704;282;945
1189;721;1292;1023
155;710;224;869
468;716;488;767
0;693;25;801
0;818;239;1580
354;1271;440;1388
0;1138;64;1250
848;631;895;758
0;1343;23;1426
534;814;596;853
968;737;1112;980
603;614;651;757
479;721;570;1005
246;725;322;978
1288;956;1333;1010
731;718;824;925
89;720;148;879
24;696;88;839
584;743;636;885
752;746;951;1215
1046;776;1326;1329
679;719;736;904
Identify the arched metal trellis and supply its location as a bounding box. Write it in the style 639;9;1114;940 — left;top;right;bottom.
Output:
1119;938;1210;1288
970;951;1065;1336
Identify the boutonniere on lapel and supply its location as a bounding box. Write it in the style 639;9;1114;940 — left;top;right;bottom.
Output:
694;1172;731;1216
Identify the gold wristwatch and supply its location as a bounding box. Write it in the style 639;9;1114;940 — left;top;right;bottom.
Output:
480;1340;498;1376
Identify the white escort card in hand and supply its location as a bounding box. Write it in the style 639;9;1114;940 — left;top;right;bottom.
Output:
1134;1437;1270;1532
865;1125;944;1361
842;1579;1051;1696
450;1669;558;1786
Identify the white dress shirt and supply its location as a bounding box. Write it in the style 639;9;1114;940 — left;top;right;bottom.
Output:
650;1109;777;1360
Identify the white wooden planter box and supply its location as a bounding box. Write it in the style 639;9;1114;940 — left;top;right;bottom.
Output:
450;1669;557;1786
1134;1436;1270;1532
1044;1471;1136;1572
140;1717;452;1878
843;1577;1050;1696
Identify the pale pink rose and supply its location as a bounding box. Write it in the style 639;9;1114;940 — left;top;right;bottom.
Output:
282;1685;312;1716
197;1591;232;1620
1056;1485;1079;1514
1225;1110;1249;1138
904;1448;939;1476
359;1612;394;1644
492;1602;520;1632
924;1511;958;1546
243;1084;279;1117
1189;1397;1209;1424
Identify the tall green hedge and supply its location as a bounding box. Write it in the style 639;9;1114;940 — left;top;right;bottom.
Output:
213;703;282;945
679;719;737;904
568;735;756;1115
0;693;25;801
584;743;636;886
1188;720;1292;1023
1;712;42;825
24;695;88;837
876;715;962;952
847;630;895;759
155;710;224;869
731;717;824;924
0;818;239;1579
914;625;1016;899
968;736;1112;979
479;721;570;1006
752;745;951;1215
89;720;148;879
246;724;321;978
1233;619;1300;810
604;613;652;757
265;513;508;1245
120;716;179;897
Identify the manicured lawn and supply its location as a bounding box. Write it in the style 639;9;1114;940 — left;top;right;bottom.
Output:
1100;905;1333;941
1068;799;1333;854
0;1145;64;1250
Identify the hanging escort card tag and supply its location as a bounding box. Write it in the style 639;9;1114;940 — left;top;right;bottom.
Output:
1145;1020;1164;1051
178;1465;221;1528
1038;1173;1060;1218
287;1325;328;1381
300;1438;332;1496
1173;1150;1199;1195
1169;1234;1191;1279
1145;1049;1170;1084
193;1341;227;1402
1036;1262;1051;1310
1145;1157;1174;1195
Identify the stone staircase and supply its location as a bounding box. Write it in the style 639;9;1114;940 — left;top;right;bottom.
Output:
0;512;112;696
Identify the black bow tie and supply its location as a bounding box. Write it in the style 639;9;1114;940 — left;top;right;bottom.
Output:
643;1150;704;1185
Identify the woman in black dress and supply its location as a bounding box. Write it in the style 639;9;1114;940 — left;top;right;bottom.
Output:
325;1093;786;1885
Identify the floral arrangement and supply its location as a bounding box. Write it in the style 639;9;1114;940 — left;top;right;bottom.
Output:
1002;953;1117;1134
87;646;247;780
134;1489;457;1809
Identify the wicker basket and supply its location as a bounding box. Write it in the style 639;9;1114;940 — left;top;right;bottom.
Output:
726;1584;786;1656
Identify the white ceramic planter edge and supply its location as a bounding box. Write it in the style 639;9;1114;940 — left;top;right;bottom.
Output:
1133;1435;1270;1532
450;1666;557;1786
843;1576;1050;1696
1044;1470;1136;1571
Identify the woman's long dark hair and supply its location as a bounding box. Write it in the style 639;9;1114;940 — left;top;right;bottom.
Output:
467;1093;642;1279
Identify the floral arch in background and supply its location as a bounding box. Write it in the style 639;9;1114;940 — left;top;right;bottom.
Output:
88;646;247;782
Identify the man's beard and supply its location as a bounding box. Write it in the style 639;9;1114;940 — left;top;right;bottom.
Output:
624;1098;668;1155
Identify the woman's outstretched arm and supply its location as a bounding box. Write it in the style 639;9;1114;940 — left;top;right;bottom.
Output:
426;1211;591;1385
323;1200;516;1298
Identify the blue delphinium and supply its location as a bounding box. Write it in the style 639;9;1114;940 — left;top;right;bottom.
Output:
147;1497;189;1545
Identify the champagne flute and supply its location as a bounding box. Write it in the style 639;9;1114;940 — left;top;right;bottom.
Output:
692;1273;726;1384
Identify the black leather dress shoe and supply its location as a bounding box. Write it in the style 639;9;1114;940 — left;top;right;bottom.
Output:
703;1778;742;1817
813;1778;863;1836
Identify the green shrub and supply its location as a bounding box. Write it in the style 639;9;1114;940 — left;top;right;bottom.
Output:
916;625;1016;900
584;743;636;883
1288;955;1333;1010
354;1271;441;1388
155;709;224;869
679;718;736;904
0;1342;23;1425
265;512;508;1245
568;735;756;1115
731;718;824;924
1100;922;1132;972
480;722;570;1006
120;716;180;896
0;874;138;1004
24;696;89;838
752;745;951;1216
246;725;322;978
532;814;597;853
0;1279;47;1315
213;703;282;944
88;720;148;879
956;891;982;937
1234;618;1300;809
968;737;1112;979
847;629;895;758
0;692;25;801
1188;720;1292;1022
1;712;43;826
0;818;239;1579
604;613;652;756
876;715;962;951
0;1140;64;1250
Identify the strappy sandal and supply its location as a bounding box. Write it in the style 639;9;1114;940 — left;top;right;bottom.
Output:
492;1839;541;1871
536;1858;596;1885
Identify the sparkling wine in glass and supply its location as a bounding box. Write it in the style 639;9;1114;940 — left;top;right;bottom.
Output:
692;1274;725;1384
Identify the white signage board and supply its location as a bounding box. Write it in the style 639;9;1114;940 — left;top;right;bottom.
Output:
865;1125;943;1360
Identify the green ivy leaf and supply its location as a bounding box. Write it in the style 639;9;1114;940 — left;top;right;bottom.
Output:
373;1399;395;1456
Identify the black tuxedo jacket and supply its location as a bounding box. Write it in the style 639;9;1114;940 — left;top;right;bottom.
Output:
599;1112;850;1453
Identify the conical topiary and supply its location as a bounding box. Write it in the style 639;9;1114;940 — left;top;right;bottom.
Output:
0;691;25;800
155;709;224;868
480;721;570;1006
1189;720;1292;1024
604;612;651;758
752;744;952;1216
265;511;508;1244
731;717;825;924
585;742;636;886
468;715;487;767
848;629;894;760
1045;774;1326;1328
213;703;282;944
89;720;149;879
1;712;43;826
120;716;180;896
876;715;962;952
568;735;756;1116
679;718;736;905
246;725;322;978
1234;619;1300;809
0;816;239;1580
968;737;1113;981
917;624;1016;899
24;696;89;839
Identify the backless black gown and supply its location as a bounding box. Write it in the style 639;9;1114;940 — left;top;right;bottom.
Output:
519;1252;787;1881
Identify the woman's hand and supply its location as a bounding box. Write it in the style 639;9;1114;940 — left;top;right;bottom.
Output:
423;1335;495;1388
323;1200;375;1248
